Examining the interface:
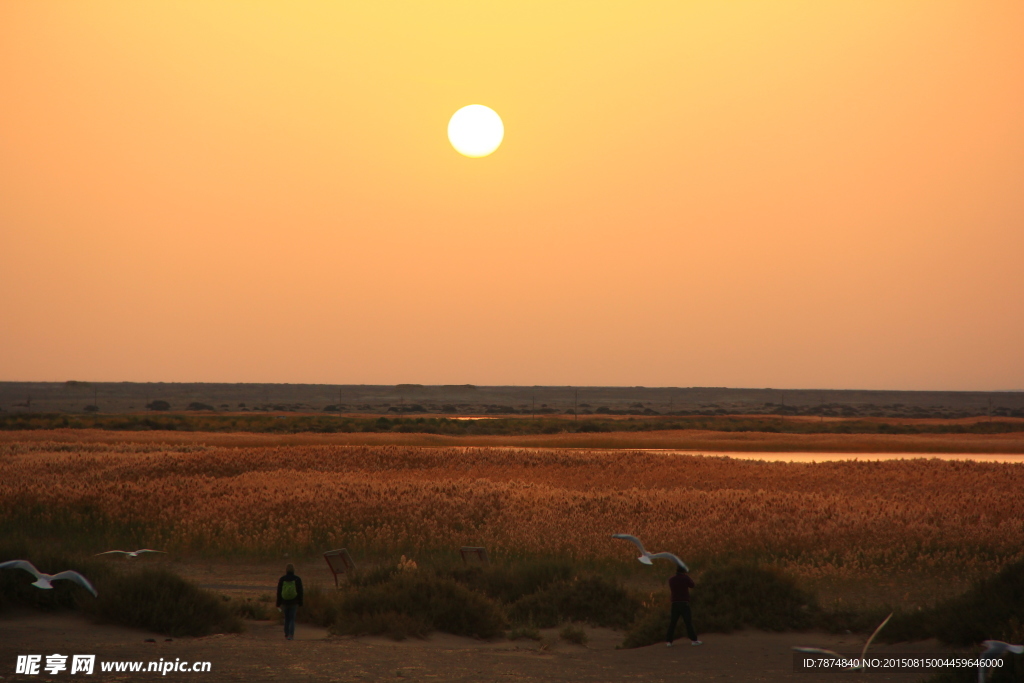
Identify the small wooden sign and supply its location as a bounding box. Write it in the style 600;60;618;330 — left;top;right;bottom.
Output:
459;546;489;565
323;548;356;587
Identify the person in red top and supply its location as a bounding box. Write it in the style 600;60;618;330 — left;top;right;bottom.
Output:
666;566;701;646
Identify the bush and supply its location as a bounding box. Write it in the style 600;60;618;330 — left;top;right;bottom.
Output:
337;573;506;639
0;550;111;613
441;559;573;604
89;568;242;637
621;565;815;648
560;624;588;645
186;402;215;411
508;575;640;629
0;548;242;637
932;558;1024;646
694;564;816;633
620;600;678;649
229;596;274;621
146;401;170;411
298;583;347;627
507;626;541;641
885;558;1024;646
348;565;399;589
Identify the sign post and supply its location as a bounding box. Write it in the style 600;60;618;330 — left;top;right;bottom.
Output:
323;548;356;587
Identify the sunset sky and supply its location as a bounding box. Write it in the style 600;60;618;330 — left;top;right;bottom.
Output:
2;2;1022;390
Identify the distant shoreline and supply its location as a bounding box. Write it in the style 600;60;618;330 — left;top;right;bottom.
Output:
2;381;1022;421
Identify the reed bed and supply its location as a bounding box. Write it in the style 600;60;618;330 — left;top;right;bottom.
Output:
2;441;1023;578
3;427;1024;453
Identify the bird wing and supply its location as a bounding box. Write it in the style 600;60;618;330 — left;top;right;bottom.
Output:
0;559;42;578
611;534;648;555
860;612;893;660
95;551;130;556
50;571;98;598
981;640;1024;655
136;550;166;554
647;552;689;572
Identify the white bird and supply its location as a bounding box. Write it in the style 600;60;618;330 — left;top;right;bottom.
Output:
792;613;892;672
978;640;1024;683
611;534;689;571
95;549;166;558
0;560;98;597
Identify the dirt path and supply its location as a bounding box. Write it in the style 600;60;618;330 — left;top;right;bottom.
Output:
2;609;961;683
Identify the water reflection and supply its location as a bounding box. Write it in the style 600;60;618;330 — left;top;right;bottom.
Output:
651;450;1024;463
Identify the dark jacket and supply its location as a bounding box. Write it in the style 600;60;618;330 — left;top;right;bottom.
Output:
669;572;695;602
276;573;304;608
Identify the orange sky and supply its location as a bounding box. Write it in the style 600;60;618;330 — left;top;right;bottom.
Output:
1;2;1022;390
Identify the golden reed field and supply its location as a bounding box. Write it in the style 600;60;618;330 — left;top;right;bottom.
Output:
3;431;1023;582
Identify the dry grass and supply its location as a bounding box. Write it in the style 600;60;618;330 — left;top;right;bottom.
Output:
3;437;1023;583
2;428;1024;453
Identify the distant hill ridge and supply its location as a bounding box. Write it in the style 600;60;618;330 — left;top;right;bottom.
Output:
0;381;1021;419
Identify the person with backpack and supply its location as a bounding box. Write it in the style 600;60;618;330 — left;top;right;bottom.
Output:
276;564;304;640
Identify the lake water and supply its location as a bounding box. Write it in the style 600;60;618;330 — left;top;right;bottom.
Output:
649;450;1024;463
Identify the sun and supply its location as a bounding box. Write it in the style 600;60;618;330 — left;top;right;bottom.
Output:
447;105;504;158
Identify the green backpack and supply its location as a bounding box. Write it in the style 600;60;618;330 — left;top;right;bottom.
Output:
281;580;298;601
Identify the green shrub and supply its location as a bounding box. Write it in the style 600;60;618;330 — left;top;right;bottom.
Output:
695;565;816;633
230;596;274;621
88;568;242;637
0;550;110;613
507;626;541;641
929;558;1024;646
620;599;677;649
621;565;815;648
348;565;399;588
508;575;640;629
339;573;506;639
885;558;1024;646
560;624;588;645
298;583;347;627
0;548;242;637
441;558;574;603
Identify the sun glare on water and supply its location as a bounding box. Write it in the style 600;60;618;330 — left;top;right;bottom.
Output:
448;105;503;158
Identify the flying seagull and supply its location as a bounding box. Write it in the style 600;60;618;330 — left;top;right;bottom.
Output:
978;641;1024;683
95;549;166;558
611;534;689;571
793;613;892;671
0;560;98;597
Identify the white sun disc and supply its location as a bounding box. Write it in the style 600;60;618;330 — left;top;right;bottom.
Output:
448;105;503;158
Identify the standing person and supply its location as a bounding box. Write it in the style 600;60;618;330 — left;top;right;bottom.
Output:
666;565;701;647
276;564;304;641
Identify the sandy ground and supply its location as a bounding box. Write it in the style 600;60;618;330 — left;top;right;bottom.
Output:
1;562;966;683
1;608;965;683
